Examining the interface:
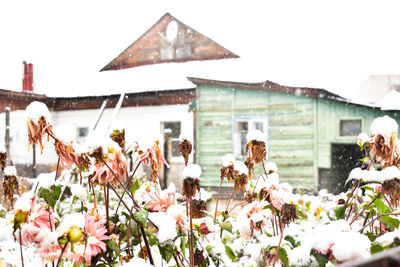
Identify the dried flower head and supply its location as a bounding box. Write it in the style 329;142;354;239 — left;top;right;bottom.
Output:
371;134;398;166
26;101;52;153
194;249;206;266
220;165;235;182
246;140;267;164
179;138;192;165
233;171;249;192
281;203;298;225
2;169;19;209
382;179;400;206
182;177;201;198
192;199;207;219
110;129;125;151
54;140;80;168
245;190;256;203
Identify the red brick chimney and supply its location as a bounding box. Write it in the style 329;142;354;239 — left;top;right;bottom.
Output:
22;61;34;92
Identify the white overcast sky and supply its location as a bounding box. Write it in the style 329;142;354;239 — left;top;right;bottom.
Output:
1;0;400;97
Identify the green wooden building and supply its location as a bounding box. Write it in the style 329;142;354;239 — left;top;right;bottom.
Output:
188;77;400;193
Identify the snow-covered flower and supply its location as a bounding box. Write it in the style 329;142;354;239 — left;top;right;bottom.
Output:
26;101;52;152
71;184;87;202
358;132;371;146
246;130;267;165
222;153;235;167
146;183;181;212
138;138;169;182
148;212;177;244
183;164;202;179
4;166;16;176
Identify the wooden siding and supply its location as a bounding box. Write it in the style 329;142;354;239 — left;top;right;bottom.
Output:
316;99;400;169
196;85;316;189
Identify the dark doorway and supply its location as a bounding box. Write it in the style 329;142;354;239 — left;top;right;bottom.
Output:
319;144;362;194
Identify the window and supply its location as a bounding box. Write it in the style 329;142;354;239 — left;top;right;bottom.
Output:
161;121;181;157
233;116;268;159
76;127;89;144
340;119;361;136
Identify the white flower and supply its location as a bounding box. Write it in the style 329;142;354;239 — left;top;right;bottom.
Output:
370;115;398;145
4;166;17;176
234;161;248;175
246;130;265;142
182;164;202;179
36;172;56;189
70;184;87;202
265;161;278;173
26;101;51;125
222;153;235;167
148;212;177;244
14;193;32;213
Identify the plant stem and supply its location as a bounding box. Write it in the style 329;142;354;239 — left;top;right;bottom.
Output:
56;243;67;267
48;157;60;231
214;179;223;224
189;196;195;267
359;212;400;233
350;193;381;225
104;185;110;232
108;184;155;265
274;224;285;267
225;187;235;213
19;230;24;267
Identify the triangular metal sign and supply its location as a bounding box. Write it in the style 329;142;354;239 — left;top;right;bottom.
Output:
101;13;239;71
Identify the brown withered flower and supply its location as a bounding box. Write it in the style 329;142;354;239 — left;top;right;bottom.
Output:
220;165;235;182
244;158;254;179
233;171;249;192
182;177;201;198
0;150;6;171
54;140;80;168
26;101;52;153
263;248;279;266
191;199;207;219
194;249;207;266
179;138;192;166
281;203;298;225
110;129;125;152
182;164;202;197
246;140;267;164
371;134;397;166
382;179;400;206
2;166;20;209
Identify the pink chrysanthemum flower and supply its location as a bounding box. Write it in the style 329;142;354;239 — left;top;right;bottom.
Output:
146;183;181;212
89;149;127;185
67;213;110;266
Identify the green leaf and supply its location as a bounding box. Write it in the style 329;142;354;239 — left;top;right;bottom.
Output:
133;210;148;227
206;245;215;254
284;235;297;247
106;240;120;255
371;244;384;254
39;185;62;209
277;247;289;267
374;198;391;215
225;245;236;261
311;249;329;267
332;205;345;220
130;179;140;197
220;221;233;233
380;215;400;230
160;245;175;263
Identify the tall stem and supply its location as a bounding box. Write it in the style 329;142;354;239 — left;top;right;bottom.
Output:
19;230;24;267
274;224;285;267
189;196;195;267
350;193;381;225
56;243;67;267
104;185;110;232
214;179;223;224
108;184;155;265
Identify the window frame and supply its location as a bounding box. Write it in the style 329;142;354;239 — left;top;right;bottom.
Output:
338;118;363;138
160;121;183;162
232;115;269;160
